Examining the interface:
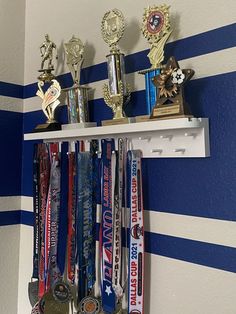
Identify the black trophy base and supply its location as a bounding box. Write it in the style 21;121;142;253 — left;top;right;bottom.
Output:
33;122;61;133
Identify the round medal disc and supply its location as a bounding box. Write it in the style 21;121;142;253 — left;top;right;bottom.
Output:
52;281;71;303
43;290;70;314
79;296;101;314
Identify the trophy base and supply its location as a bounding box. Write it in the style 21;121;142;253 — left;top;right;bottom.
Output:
62;122;97;130
102;117;135;126
33;122;61;133
134;115;150;122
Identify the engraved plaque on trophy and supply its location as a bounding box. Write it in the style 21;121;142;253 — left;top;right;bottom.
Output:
34;34;61;132
151;56;195;119
62;36;96;130
138;4;172;121
101;9;132;126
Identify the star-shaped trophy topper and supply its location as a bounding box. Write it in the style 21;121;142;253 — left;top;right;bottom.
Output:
151;56;195;119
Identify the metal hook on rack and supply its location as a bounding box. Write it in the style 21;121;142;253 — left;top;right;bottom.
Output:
138;136;151;141
160;134;173;141
174;148;186;153
184;132;197;138
151;149;163;154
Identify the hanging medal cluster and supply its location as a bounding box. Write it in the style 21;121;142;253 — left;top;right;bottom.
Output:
30;138;145;314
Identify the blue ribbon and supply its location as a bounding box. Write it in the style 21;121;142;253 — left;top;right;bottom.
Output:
101;139;116;313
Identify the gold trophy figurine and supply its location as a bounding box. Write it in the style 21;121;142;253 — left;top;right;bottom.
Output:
38;34;58;82
34;34;62;132
101;9;132;126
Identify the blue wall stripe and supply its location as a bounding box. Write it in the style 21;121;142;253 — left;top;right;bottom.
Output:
145;232;236;274
0;211;21;226
0;210;34;226
23;23;236;99
0;110;23;196
2;210;236;274
0;81;23;99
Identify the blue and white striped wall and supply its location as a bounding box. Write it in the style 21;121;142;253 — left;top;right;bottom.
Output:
0;0;236;313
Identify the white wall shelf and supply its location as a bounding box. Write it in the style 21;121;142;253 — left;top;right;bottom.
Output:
24;117;210;158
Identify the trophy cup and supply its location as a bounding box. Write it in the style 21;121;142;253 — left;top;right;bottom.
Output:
62;35;96;130
101;9;132;126
150;56;194;119
34;34;61;132
138;4;172;121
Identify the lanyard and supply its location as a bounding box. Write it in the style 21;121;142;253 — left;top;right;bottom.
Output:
112;139;124;300
101;139;116;313
48;143;61;288
57;142;69;276
127;150;145;314
32;144;40;280
77;150;93;301
67;151;76;285
38;143;50;298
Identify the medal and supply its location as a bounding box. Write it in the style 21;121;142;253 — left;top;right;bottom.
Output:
42;290;69;314
52;281;72;303
79;296;101;314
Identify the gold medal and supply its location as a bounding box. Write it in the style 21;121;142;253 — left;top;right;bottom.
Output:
42;290;70;314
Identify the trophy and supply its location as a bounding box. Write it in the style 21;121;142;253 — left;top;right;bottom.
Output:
139;4;172;120
62;36;96;130
151;56;194;119
34;34;61;132
101;9;132;126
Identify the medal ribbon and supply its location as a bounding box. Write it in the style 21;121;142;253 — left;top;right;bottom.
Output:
32;144;40;279
38;144;50;298
112;139;124;300
90;140;100;291
127;150;145;314
77;151;93;301
48;143;61;288
101;139;116;313
67;151;76;284
57;142;69;276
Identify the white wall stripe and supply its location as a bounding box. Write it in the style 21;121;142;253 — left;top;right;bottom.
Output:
0;96;23;113
145;210;236;249
23;47;236;113
145;254;236;314
0;196;22;212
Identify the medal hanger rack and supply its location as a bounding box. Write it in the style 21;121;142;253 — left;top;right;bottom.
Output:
24;117;210;158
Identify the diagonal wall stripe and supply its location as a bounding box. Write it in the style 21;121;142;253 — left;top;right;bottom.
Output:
145;232;236;273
